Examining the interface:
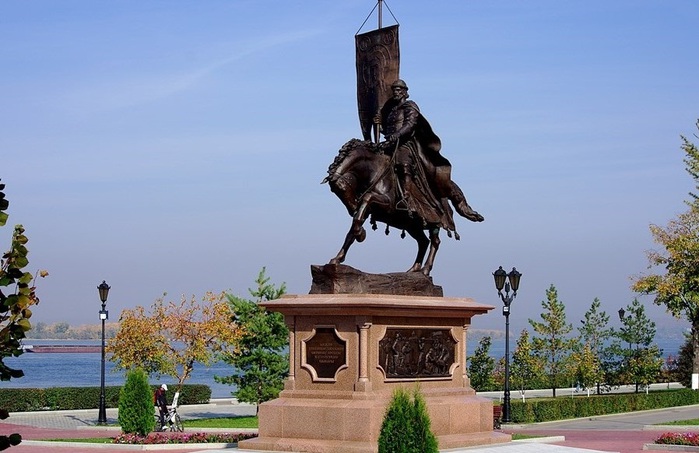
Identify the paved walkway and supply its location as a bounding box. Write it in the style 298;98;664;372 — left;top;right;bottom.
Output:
2;399;699;453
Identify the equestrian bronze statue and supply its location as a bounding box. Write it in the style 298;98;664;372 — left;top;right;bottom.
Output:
323;79;483;276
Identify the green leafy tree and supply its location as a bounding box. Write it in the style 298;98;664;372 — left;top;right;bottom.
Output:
510;329;544;400
628;345;664;393
118;368;156;435
0;180;46;451
633;120;699;385
467;336;496;391
529;285;576;397
578;298;614;394
378;387;438;453
617;299;662;392
216;268;288;412
109;292;240;390
568;343;602;396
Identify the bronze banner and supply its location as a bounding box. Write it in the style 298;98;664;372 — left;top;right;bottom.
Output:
355;25;400;141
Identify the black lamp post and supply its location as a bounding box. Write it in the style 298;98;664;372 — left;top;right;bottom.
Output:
493;266;521;424
97;280;110;425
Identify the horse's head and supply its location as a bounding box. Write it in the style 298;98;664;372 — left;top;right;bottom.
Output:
324;139;389;215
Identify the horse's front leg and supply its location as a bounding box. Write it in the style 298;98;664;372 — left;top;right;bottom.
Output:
421;227;441;276
406;227;430;273
329;198;370;265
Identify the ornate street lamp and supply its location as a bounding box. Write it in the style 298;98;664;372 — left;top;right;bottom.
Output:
493;266;521;424
97;280;110;425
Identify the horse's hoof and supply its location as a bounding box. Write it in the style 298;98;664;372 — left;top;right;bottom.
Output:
464;209;484;222
329;257;344;265
407;264;422;273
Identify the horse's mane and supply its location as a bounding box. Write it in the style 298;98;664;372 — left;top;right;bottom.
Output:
326;138;379;178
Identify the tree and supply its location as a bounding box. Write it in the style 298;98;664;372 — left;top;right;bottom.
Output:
510;329;544;401
529;284;576;397
616;299;662;392
377;387;438;453
216;268;288;411
633;120;699;386
0;180;46;451
118;368;155;435
674;335;694;387
467;336;496;391
578;298;614;394
568;343;602;397
108;291;241;390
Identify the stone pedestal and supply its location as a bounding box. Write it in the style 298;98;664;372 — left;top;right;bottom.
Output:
238;293;511;453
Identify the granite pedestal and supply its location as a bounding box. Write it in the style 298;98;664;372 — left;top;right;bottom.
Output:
238;292;511;453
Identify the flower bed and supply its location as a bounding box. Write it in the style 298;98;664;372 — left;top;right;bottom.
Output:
113;432;257;445
656;433;699;446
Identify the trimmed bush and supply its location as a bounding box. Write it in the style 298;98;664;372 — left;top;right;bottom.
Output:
0;384;210;412
510;388;699;423
118;369;155;435
150;384;211;405
378;387;438;453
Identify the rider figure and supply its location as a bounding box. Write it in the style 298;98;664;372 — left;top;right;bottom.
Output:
374;79;483;225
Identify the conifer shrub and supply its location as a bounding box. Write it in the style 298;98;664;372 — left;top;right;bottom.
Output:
378;387;438;453
118;369;155;435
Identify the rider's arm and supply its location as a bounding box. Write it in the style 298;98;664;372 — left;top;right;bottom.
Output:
391;103;419;142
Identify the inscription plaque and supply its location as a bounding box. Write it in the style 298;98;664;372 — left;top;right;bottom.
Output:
378;328;456;379
304;327;347;381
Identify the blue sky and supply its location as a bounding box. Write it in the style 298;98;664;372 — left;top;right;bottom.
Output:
1;1;697;336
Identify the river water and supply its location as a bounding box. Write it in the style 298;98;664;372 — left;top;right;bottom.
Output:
1;341;235;398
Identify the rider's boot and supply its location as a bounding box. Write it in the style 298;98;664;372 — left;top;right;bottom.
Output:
395;164;413;212
448;183;484;222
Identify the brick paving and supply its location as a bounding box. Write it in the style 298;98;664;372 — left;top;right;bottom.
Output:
2;400;698;452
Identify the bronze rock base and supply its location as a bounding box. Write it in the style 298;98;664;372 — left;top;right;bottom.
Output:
309;263;443;297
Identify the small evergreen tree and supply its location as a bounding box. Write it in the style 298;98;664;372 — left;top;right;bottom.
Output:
118;368;155;435
676;335;694;387
411;390;439;453
467;336;496;391
216;268;288;412
617;298;662;392
529;285;575;397
378;387;438;453
510;329;544;400
578;298;614;394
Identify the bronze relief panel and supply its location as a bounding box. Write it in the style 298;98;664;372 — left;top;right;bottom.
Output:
378;328;456;379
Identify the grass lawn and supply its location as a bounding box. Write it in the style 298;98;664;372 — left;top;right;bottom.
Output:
661;419;699;426
46;438;113;443
511;434;543;440
185;416;258;428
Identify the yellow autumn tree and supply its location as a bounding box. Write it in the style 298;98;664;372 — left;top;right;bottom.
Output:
108;292;241;389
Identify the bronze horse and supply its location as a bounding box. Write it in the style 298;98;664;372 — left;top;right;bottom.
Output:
322;138;483;276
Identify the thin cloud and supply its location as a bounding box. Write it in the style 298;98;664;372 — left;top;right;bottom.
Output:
59;28;324;113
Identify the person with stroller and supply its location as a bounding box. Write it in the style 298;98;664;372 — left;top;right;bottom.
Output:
154;384;168;430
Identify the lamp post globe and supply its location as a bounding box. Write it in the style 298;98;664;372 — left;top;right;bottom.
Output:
97;281;110;425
